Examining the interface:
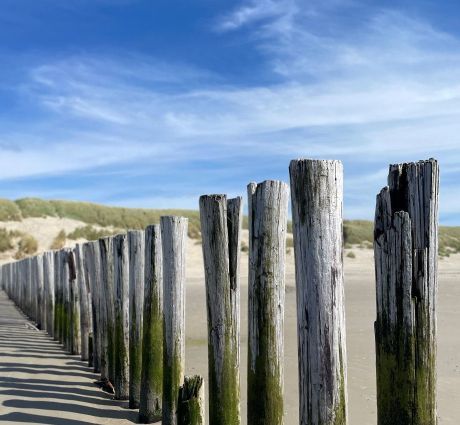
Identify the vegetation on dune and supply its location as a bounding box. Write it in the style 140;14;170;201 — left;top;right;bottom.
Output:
67;225;119;241
14;234;38;259
0;228;15;252
0;198;458;256
50;230;67;250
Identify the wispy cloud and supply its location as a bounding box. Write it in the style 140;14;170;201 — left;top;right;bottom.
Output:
0;1;459;222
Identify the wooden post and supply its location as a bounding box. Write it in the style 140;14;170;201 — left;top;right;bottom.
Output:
199;195;242;425
84;241;102;373
43;251;55;337
100;236;115;386
161;216;187;425
54;250;62;341
289;159;348;425
247;181;288;425
75;244;91;361
374;159;439;424
68;250;80;355
139;224;163;424
128;229;145;409
113;233;130;400
34;254;45;330
177;376;205;425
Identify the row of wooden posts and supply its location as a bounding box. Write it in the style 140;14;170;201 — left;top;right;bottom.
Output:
0;158;439;425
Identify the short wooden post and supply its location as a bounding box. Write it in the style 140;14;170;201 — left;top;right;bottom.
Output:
99;236;115;385
128;229;145;409
177;376;205;425
75;244;91;361
289;159;348;425
43;251;55;337
199;195;242;425
139;224;163;424
161;216;187;425
247;181;288;425
113;233;130;400
374;159;439;424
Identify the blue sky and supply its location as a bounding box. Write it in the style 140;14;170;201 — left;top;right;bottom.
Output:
0;0;459;223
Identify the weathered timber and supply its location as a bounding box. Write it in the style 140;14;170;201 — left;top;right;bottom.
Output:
139;224;163;424
113;233;130;400
34;254;45;330
53;250;62;341
289;159;348;425
99;236;115;385
68;250;80;355
43;251;55;337
374;159;439;425
161;216;187;425
177;376;205;425
247;181;288;425
199;195;242;425
75;244;91;361
128;229;145;409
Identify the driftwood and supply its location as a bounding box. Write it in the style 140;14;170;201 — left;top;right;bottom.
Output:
139;224;163;424
289;159;348;425
374;159;439;424
161;216;187;425
247;181;288;425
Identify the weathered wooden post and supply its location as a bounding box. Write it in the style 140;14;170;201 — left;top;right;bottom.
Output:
75;244;91;361
113;233;130;400
84;241;102;372
199;195;242;425
43;251;55;337
374;159;439;425
61;249;72;351
34;254;45;330
177;376;205;425
247;181;288;425
139;224;163;424
161;216;187;425
128;229;145;409
54;250;62;341
68;250;80;355
289;159;348;425
99;236;115;386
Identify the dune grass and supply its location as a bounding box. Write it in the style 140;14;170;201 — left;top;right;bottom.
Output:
0;197;459;256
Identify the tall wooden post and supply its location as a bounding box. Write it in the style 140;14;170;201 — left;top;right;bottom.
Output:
43;251;55;337
35;254;45;330
75;244;91;361
289;159;348;425
54;250;62;341
199;195;242;425
100;236;115;385
374;159;439;425
161;216;187;425
113;233;130;400
247;181;288;425
129;229;145;409
177;376;205;425
139;224;163;424
68;250;80;355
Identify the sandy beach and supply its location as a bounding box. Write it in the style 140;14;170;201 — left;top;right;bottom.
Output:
0;238;459;424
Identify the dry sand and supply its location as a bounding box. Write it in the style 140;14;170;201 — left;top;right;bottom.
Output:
0;229;459;424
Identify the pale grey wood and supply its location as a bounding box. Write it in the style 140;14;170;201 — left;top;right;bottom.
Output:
113;233;130;400
289;159;348;425
247;181;288;425
43;251;55;337
128;229;145;409
374;159;439;424
199;195;242;425
161;216;187;425
61;248;71;351
53;250;62;341
75;244;90;361
99;236;115;385
140;224;163;424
